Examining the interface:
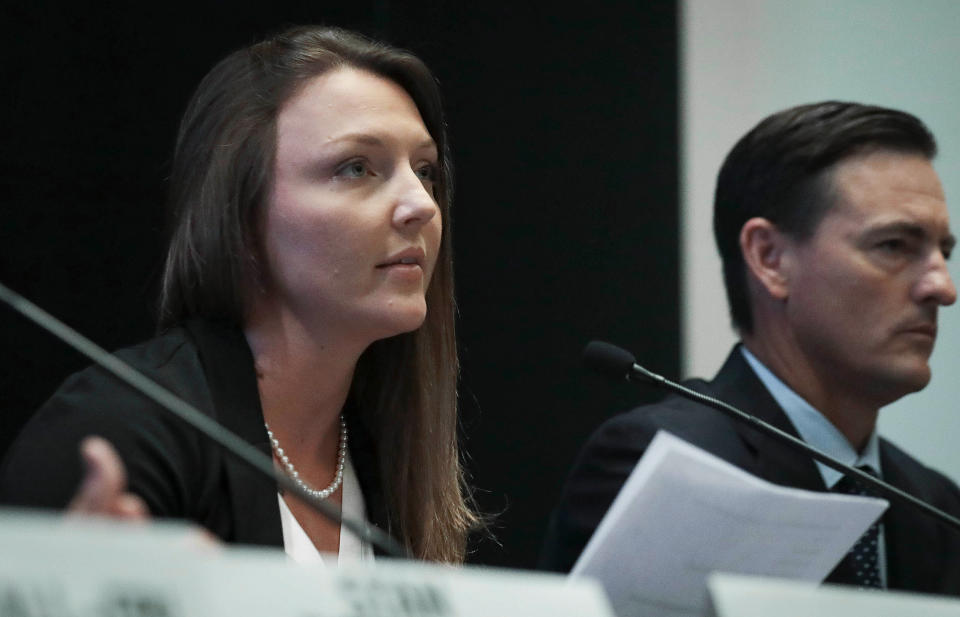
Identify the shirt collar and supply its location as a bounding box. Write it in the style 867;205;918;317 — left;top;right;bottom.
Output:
739;346;882;487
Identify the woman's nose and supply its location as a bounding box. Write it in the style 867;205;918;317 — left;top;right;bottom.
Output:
392;171;439;230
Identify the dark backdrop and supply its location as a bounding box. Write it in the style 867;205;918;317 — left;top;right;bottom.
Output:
1;1;679;569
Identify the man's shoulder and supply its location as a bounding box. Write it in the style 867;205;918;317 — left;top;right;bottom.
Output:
881;437;960;506
538;373;760;573
587;378;748;460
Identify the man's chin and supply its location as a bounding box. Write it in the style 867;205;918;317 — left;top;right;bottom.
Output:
876;359;932;400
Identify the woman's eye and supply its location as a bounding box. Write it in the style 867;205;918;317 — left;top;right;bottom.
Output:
337;160;369;178
415;163;438;182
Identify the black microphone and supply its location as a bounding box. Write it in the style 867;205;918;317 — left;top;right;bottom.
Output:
0;281;408;558
583;339;960;534
583;341;636;379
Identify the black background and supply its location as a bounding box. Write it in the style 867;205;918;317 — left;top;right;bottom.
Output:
1;1;679;568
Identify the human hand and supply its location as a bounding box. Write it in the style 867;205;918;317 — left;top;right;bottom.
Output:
67;436;150;520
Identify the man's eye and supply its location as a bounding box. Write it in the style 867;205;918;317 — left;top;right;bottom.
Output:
877;239;907;253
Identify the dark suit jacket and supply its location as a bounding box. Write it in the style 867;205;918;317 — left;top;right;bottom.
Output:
0;319;389;551
540;346;960;596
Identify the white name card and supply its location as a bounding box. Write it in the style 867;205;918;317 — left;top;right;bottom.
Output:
707;573;960;617
0;509;614;617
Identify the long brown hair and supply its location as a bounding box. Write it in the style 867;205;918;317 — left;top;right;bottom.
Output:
159;26;477;562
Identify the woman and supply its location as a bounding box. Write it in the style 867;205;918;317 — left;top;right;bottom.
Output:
0;25;478;563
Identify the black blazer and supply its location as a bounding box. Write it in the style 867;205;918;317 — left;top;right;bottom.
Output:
539;346;960;596
0;319;389;551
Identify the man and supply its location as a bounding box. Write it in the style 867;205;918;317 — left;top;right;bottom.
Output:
540;101;960;595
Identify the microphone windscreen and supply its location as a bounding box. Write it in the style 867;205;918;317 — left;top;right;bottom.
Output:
583;340;636;380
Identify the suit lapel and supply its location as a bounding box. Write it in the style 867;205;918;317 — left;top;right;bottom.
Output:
879;442;940;592
186;319;390;554
706;347;825;492
344;406;391;557
185;319;284;548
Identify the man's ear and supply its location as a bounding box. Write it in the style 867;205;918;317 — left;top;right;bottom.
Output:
739;217;792;300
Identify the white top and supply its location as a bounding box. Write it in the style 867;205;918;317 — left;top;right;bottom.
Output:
277;446;375;565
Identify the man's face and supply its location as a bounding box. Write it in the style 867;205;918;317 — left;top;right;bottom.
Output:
783;150;956;406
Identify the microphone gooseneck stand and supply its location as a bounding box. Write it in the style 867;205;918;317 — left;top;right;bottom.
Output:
0;281;408;559
582;339;960;535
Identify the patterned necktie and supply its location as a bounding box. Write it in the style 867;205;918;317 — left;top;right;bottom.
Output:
833;466;884;589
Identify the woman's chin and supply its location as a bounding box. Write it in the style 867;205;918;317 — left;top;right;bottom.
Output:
367;305;429;340
393;310;429;335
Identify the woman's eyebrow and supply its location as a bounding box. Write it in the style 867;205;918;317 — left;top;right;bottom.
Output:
324;133;437;151
324;133;385;147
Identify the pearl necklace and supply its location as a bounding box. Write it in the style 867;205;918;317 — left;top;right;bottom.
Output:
265;415;348;500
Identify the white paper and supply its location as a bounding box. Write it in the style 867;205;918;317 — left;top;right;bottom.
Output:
570;431;888;617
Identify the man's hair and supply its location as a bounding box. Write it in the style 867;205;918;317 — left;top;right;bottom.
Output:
714;101;937;333
158;25;478;562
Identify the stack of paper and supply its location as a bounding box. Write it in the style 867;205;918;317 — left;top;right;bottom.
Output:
571;431;887;617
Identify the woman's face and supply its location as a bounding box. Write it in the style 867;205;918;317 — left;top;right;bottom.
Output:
258;67;442;344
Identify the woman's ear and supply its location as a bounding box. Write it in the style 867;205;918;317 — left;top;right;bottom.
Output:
739;217;792;300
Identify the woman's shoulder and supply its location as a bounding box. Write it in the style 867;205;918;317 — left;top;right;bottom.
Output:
53;326;211;416
0;325;219;511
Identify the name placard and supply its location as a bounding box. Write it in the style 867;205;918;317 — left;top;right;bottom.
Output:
0;510;613;617
708;573;960;617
